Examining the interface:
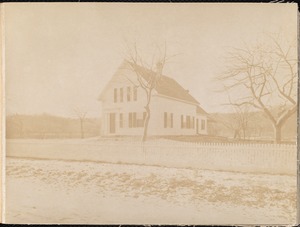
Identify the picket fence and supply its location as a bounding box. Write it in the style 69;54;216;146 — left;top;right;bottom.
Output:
6;139;297;175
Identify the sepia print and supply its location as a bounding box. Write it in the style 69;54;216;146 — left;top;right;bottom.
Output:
1;3;298;225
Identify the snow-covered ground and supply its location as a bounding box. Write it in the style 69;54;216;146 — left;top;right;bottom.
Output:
5;157;296;225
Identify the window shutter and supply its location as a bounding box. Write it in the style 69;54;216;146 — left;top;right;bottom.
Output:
119;113;123;128
133;86;137;101
133;112;137;128
114;88;118;103
127;86;131;102
164;112;167;128
129;113;132;128
120;88;123;102
181;115;183;128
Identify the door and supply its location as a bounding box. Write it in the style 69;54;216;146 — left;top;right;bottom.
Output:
109;113;116;134
196;119;199;134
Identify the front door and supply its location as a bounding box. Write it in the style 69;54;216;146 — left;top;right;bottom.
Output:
109;113;116;134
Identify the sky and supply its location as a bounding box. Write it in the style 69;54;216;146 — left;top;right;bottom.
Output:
4;3;298;118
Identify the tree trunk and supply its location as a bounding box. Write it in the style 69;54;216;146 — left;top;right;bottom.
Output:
272;105;296;143
142;105;150;142
242;128;246;140
234;129;240;139
274;123;282;144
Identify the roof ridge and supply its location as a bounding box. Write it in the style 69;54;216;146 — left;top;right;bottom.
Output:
126;60;200;105
99;60;207;112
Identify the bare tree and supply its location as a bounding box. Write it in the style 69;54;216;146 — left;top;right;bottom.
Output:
217;115;241;139
72;107;87;139
125;42;169;142
216;105;251;140
234;105;252;140
218;33;297;143
223;94;252;140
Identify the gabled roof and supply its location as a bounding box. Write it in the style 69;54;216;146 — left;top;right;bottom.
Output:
128;61;200;105
196;105;208;115
99;60;208;115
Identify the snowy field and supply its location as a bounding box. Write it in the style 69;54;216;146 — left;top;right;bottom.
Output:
6;158;296;224
5;156;296;224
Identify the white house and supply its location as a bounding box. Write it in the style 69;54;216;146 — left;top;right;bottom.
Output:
98;60;208;136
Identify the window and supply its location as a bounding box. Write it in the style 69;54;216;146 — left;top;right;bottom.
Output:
133;86;137;101
201;119;206;130
128;113;132;128
127;86;131;102
119;113;123;128
137;119;143;127
136;112;146;128
164;112;173;128
186;116;191;129
136;112;144;127
128;112;145;128
181;115;184;128
109;113;116;133
164;112;167;128
133;112;137;128
192;117;195;129
114;88;118;103
120;88;123;102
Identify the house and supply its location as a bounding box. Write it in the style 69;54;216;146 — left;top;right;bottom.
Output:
98;60;208;136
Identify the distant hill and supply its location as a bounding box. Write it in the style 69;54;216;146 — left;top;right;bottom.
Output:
6;110;296;142
207;110;296;143
6;114;101;139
